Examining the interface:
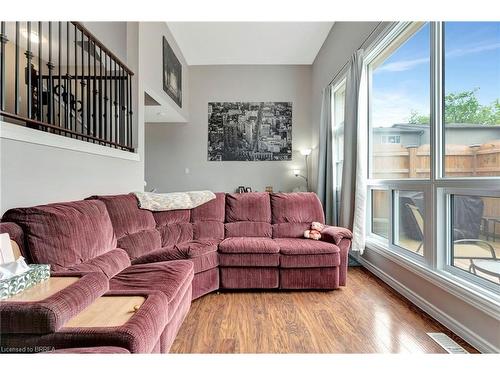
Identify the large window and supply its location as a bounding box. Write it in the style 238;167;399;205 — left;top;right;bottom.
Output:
443;22;500;177
369;23;430;179
366;22;500;298
450;195;500;286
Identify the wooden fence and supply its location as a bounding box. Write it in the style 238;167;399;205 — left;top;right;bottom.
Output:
372;139;500;179
372;140;500;239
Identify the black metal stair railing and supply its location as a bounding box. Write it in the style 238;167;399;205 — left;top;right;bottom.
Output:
0;21;134;152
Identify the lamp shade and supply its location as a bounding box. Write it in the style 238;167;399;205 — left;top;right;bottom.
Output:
300;148;312;156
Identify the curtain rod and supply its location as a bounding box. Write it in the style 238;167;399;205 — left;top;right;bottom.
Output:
327;21;384;87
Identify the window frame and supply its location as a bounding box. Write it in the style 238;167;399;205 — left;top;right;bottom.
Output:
439;187;500;294
366;21;431;183
367;182;431;267
363;21;500;306
368;186;390;242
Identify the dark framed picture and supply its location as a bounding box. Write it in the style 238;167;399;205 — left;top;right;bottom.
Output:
237;186;245;194
207;102;292;161
245;187;252;193
162;36;182;108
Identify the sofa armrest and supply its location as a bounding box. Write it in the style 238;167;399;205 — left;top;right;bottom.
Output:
321;225;353;246
320;225;352;287
0;221;28;260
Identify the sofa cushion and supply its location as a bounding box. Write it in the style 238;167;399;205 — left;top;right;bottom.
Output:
193;221;225;241
225;222;272;237
152;205;194;248
117;229;162;260
270;192;325;224
130;240;219;274
175;239;219;257
63;248;131;278
272;222;311;238
3;200;117;270
274;238;339;255
191;192;226;222
191;192;225;241
219;237;279;254
225;193;271;223
109;260;194;323
270;192;325;238
157;223;194;247
219;253;280;267
280;253;340;268
90;194;156;238
90;194;162;260
153;209;191;227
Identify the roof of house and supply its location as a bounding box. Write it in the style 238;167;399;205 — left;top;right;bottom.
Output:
374;123;499;133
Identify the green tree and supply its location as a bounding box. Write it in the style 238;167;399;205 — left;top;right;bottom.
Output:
408;89;500;125
408;110;429;125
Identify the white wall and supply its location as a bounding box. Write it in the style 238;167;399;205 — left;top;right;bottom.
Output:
0;22;144;214
311;21;499;353
145;65;312;194
82;22;128;62
139;22;189;123
0;132;143;212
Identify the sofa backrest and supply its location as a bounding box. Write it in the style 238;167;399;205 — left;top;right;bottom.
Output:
270;192;325;238
191;192;226;241
225;192;272;237
153;209;193;247
89;194;162;260
0;192;326;270
2;200;117;271
92;193;226;253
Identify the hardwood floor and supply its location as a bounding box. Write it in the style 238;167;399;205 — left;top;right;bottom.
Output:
170;267;478;353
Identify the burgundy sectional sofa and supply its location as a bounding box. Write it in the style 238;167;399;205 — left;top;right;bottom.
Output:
0;192;352;353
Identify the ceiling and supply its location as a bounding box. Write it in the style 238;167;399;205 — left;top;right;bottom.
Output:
167;22;334;65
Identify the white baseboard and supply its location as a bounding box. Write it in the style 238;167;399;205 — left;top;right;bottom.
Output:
357;256;499;353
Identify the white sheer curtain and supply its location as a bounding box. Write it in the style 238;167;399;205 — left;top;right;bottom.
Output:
339;49;368;253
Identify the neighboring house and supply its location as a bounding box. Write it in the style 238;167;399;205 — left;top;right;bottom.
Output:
373;123;500;147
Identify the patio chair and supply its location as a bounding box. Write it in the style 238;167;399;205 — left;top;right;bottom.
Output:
405;203;498;274
405;203;424;254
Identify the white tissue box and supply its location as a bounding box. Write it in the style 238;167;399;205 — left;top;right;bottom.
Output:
0;264;50;300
